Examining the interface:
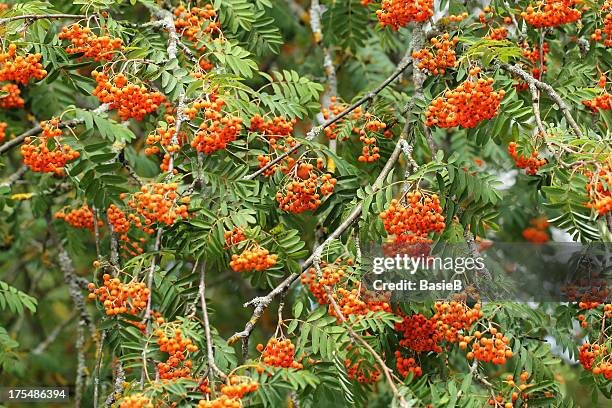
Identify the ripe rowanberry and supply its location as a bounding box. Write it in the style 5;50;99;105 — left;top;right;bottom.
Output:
322;98;386;163
486;27;508;41
424;69;505;128
379;192;446;244
275;162;336;213
301;257;350;305
522;217;550;243
91;70;165;121
126;183;190;228
58;24;123;61
394;351;423;378
521;0;583;28
118;394;153;408
591;2;612;46
230;245;278;272
0;43;47;84
465;327;512;365
0;122;6;143
55;205;103;231
190;97;243;155
87;274;149;316
155;326;199;380
224;227;246;247
0;83;24;109
508;142;546;175
585;162;612;215
21;119;80;174
257;337;303;369
344;345;381;383
174;4;220;46
412;34;459;75
376;0;434;30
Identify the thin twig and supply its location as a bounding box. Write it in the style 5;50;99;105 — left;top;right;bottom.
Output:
0;14;86;25
198;262;227;381
499;63;585;139
0;104;109;155
245;57;414;180
229;134;408;345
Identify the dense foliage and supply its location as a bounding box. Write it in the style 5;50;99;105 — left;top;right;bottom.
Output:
0;0;611;407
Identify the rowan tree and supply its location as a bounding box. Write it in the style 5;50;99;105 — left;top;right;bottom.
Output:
0;0;611;407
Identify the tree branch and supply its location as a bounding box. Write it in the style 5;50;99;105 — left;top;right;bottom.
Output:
229;134;408;345
198;262;227;381
245;57;414;180
0;14;86;25
0;104;109;155
499;63;584;138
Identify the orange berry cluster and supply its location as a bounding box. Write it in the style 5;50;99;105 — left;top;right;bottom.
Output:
488;372;534;408
486;27;508;41
448;12;469;23
582;77;611;112
322;97;362;141
257;337;303;369
87;274;149;316
127;183;189;229
198;376;258;408
579;343;611;379
508;142;546;175
585;164;612;215
91;70;165;121
21;139;79;174
412;34;459;75
55;205;103;230
394;351;423;377
592;3;612;46
323;98;391;159
0;83;24;109
230;246;278;272
425;68;505;128
250;114;296;139
21;119;80;174
191;98;243;155
106;203;147;257
357;117;386;162
522;0;584;27
379;192;446;244
156;327;199;380
107;204;131;233
583;92;611;112
0;122;6;143
0;44;47;84
522;217;550;243
58;24;123;61
376;0;434;30
219;376;259;399
145;100;200;154
465;328;513;365
395;302;484;356
301;258;350;304
197;395;239;408
344;345;381;383
251;114;299;176
119;394;153;408
395;311;443;352
224;227;246;247
329;287;392;320
478;6;493;23
275;165;336;213
523;42;549;80
432;301;483;343
174;4;220;45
